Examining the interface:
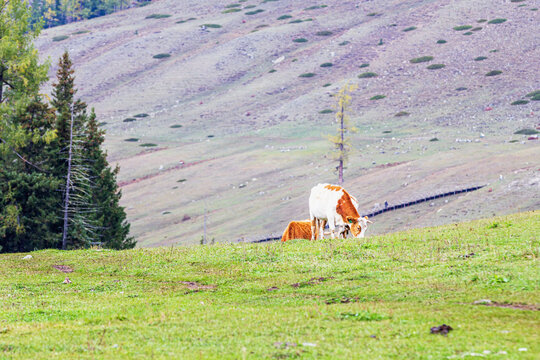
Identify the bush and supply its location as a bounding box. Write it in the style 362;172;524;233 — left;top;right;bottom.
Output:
319;109;333;114
256;24;269;28
293;38;308;43
140;143;158;147
359;63;369;68
436;39;447;44
453;25;472;31
430;137;439;142
474;56;487;61
203;24;222;28
123;118;136;122
358;72;377;78
525;90;540;98
403;26;417;32
463;31;473;35
370;95;386;100
472;27;482;31
382;130;391;133
339;41;350;46
488;18;507;24
72;30;90;35
269;69;276;73
124;138;139;142
261;0;278;2
170;125;183;128
176;18;196;24
146;14;171;19
134;113;149;118
245;9;264;15
427;64;445;70
322;83;332;87
511;0;525;2
299;73;315;78
277;15;292;20
304;5;323;10
489;49;498;53
367;12;378;16
511;100;529;105
514;129;538;135
243;4;256;8
153;53;171;59
395;111;409;117
52;35;69;42
320;62;333;67
477;19;487;23
410;56;433;63
222;8;241;13
289;19;303;23
226;3;241;7
485;70;502;76
455;87;467;91
316;31;333;36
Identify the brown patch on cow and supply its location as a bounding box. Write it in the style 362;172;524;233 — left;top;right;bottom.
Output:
291;276;333;288
53;265;73;273
179;281;216;290
324;184;342;191
336;190;360;223
281;220;312;242
474;301;538;311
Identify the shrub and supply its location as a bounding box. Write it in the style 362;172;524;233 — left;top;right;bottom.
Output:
170;125;183;128
123;118;136;122
319;109;333;114
370;95;386;100
316;31;333;36
489;49;498;53
289;19;303;23
203;24;222;28
245;9;264;15
453;25;472;31
367;12;378;16
359;63;369;68
207;135;214;138
511;100;529;105
304;5;323;10
134;113;149;118
153;53;171;59
463;31;473;35
222;8;241;13
382;130;391;133
525;90;540;100
146;14;171;19
277;15;292;20
455;87;467;91
124;138;139;142
261;0;278;2
430;137;439;142
358;72;377;78
510;0;525;2
436;39;447;44
72;30;90;35
395;111;409;117
243;4;256;8
472;27;482;31
508;140;519;143
299;73;315;78
269;69;276;73
177;179;187;183
322;83;332;87
488;18;507;24
403;26;417;32
474;56;487;61
293;38;308;43
427;64;445;70
140;143;158;147
477;19;487;23
226;3;241;7
485;70;502;76
339;41;350;46
304;18;314;22
514;129;538;135
320;62;333;67
53;35;69;42
410;56;433;63
256;24;269;28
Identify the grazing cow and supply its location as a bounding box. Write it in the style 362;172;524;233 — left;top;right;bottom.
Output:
281;220;313;242
316;215;372;239
309;183;366;240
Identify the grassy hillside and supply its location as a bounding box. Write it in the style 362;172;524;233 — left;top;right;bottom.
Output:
0;211;538;359
34;0;540;245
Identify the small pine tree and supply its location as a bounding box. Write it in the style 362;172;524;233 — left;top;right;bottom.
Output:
329;83;357;185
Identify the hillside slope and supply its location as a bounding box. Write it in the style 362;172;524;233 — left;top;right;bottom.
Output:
0;212;538;359
35;0;539;246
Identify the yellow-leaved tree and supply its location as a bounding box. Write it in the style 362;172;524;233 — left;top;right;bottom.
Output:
329;83;357;185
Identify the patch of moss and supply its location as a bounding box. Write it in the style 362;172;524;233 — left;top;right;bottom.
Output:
436;39;447;44
243;4;256;9
222;8;241;13
463;31;473;35
410;56;433;63
474;56;487;61
382;130;392;133
472;27;482;31
226;3;241;8
269;69;276;73
338;41;350;46
245;9;264;15
455;87;467;91
203;24;222;28
293;38;308;43
358;72;377;78
322;83;332;87
256;24;269;28
430;138;439;142
299;73;316;78
525;90;540;100
72;30;90;35
124;138;139;142
277;15;292;20
511;100;529;105
139;143;158;147
153;53;171;59
367;12;378;17
134;113;149;118
477;19;487;23
319;109;333;114
146;14;171;19
370;95;386;100
289;19;303;23
320;62;333;67
485;70;502;76
359;63;369;68
316;31;333;36
123;118;136;122
170;125;183;128
514;129;538;135
395;111;409;117
403;26;417;32
427;64;445;70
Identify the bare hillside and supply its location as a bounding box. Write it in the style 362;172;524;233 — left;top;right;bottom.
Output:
36;0;540;246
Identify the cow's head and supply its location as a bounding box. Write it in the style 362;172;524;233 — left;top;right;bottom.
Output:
346;216;373;238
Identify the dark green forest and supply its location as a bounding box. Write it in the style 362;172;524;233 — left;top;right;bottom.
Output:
0;0;134;252
29;0;151;28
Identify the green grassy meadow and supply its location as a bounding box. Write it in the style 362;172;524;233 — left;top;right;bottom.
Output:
1;211;538;359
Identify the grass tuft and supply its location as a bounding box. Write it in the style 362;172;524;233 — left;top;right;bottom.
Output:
222;8;241;13
293;38;308;43
525;90;540;98
146;14;171;19
511;100;529;105
289;19;303;23
315;30;333;36
322;83;332;87
124;138;139;142
203;24;222;28
436;39;447;44
395;111;409;117
319;109;333;114
430;137;439;142
488;18;507;24
299;73;316;78
514;128;538;135
72;30;90;35
485;70;502;76
320;62;333;67
453;25;472;31
410;56;433;63
139;143;158;147
370;95;386;100
339;41;350;46
403;26;417;32
463;31;473;35
474;56;487;61
245;9;264;15
277;15;292;20
123;118;136;122
170;124;183;128
153;53;171;59
455;87;467;91
134;113;149;118
427;64;445;70
359;63;369;68
52;35;69;42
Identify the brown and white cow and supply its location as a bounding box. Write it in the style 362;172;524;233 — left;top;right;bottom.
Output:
309;183;368;240
281;220;313;242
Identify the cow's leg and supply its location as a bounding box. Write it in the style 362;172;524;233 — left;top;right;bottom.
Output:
310;217;317;241
320;219;327;239
327;215;337;239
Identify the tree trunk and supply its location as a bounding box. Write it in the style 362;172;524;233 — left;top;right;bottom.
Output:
62;109;74;250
